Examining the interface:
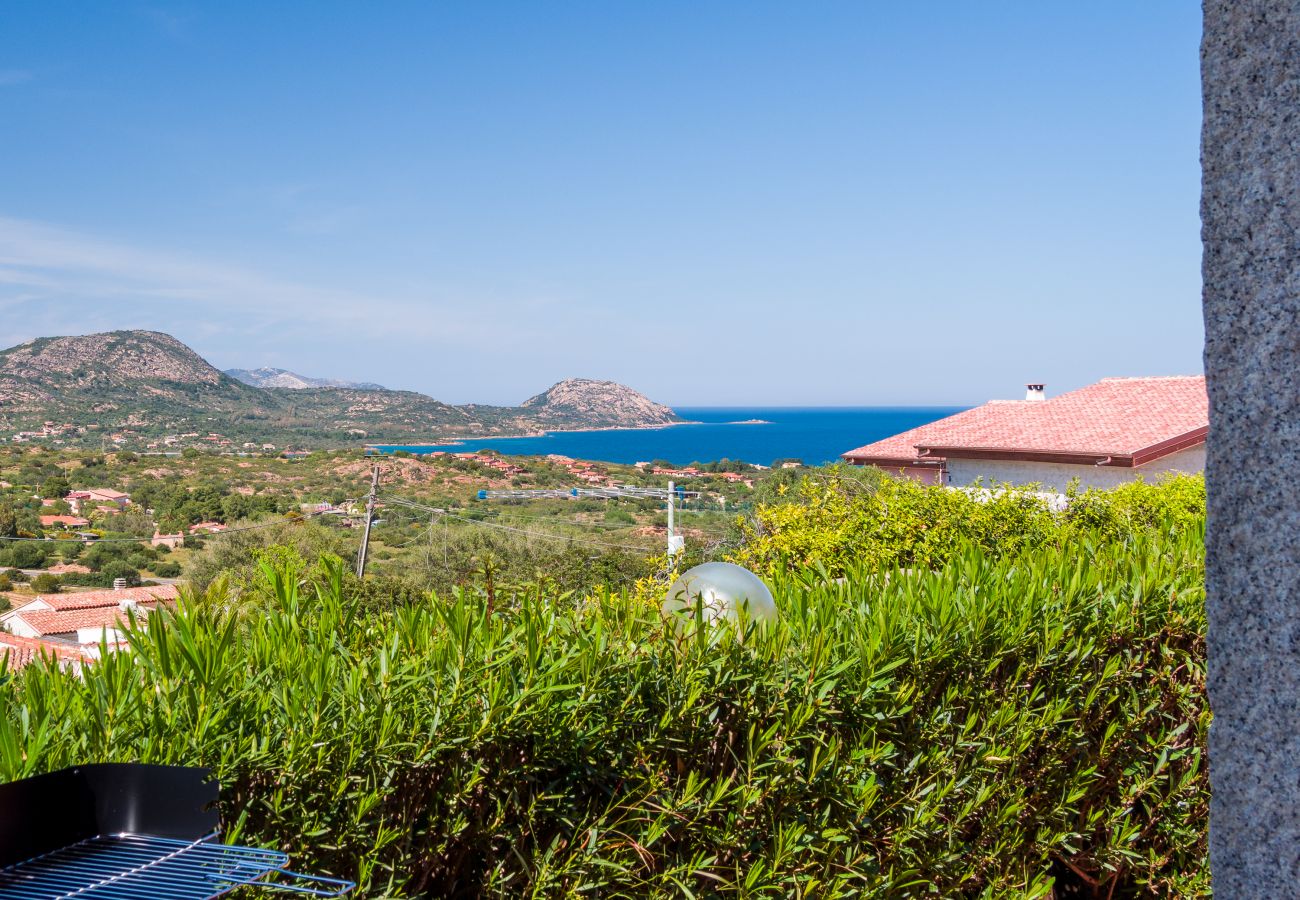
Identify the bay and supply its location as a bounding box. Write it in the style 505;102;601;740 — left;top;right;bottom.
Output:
371;406;965;467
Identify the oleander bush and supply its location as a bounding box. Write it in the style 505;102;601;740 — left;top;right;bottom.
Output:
0;521;1208;897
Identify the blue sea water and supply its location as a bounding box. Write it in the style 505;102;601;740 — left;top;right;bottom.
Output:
371;407;965;467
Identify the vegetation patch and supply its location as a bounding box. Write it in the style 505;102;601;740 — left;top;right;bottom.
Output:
0;516;1208;896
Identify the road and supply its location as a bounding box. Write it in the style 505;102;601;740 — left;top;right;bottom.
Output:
17;569;182;587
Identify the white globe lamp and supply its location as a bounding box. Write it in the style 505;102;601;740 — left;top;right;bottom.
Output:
662;562;777;624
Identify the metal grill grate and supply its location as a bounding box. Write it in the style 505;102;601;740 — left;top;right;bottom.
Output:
0;833;352;899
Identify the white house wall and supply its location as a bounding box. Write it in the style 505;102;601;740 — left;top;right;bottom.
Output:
4;616;40;639
945;445;1206;493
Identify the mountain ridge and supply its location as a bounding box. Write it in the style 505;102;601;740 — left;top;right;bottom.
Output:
0;331;682;448
226;367;388;391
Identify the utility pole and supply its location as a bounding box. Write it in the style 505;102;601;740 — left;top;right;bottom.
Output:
355;465;380;578
667;479;684;559
476;481;698;558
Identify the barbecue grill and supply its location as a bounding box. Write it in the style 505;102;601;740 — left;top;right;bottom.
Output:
0;764;353;898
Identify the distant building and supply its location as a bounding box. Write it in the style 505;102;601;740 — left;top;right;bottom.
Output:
0;633;95;673
842;376;1207;493
39;515;91;529
151;532;184;549
1;585;178;645
65;489;130;514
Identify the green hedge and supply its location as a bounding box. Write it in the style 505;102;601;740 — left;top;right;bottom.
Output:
732;468;1205;577
0;525;1207;897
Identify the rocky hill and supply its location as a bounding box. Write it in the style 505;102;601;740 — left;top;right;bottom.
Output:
521;378;680;428
0;331;265;417
0;331;681;448
226;367;387;391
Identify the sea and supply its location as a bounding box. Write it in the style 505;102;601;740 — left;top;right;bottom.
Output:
371;407;966;467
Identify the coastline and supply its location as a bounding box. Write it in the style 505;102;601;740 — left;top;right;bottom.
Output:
365;417;702;452
362;408;965;468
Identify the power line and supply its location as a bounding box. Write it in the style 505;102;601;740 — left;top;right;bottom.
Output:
441;512;655;552
381;495;656;553
460;510;664;530
0;502;359;545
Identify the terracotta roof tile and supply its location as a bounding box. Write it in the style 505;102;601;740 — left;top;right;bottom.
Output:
0;634;93;670
37;585;179;611
14;602;166;637
844;376;1207;466
39;515;90;527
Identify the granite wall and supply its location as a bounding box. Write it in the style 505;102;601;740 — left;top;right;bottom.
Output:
1202;1;1300;893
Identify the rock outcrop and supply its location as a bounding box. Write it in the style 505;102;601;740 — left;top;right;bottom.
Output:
522;378;681;428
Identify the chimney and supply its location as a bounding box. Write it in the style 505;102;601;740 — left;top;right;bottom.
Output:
112;577;127;592
1024;383;1046;402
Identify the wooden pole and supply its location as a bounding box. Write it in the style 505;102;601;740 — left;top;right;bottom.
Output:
355;464;380;578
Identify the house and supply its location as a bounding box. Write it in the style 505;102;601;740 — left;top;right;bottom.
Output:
1;585;178;645
39;515;91;529
0;633;95;673
151;532;184;549
842;377;1207;493
188;521;228;535
65;489;130;514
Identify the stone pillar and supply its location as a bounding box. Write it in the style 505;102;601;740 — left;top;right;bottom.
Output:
1202;1;1300;893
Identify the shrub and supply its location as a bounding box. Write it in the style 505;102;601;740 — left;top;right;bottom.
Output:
28;573;59;594
0;528;1208;897
97;561;139;587
151;560;182;578
603;505;635;524
732;468;1204;578
0;543;47;570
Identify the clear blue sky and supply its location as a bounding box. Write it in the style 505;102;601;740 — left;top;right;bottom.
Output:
0;2;1203;406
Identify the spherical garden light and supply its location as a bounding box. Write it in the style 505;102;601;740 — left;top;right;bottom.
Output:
662;562;777;624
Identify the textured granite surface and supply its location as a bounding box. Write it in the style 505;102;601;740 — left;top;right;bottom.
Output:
1202;1;1300;893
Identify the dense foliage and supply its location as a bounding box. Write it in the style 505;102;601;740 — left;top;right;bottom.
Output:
0;516;1208;897
732;467;1206;577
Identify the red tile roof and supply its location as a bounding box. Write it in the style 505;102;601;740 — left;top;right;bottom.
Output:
844;377;1207;469
37;584;178;611
14;602;167;637
0;634;92;670
39;515;90;527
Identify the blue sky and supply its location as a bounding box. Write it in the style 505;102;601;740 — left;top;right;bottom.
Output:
0;3;1202;406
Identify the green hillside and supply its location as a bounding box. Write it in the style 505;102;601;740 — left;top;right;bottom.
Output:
0;331;682;448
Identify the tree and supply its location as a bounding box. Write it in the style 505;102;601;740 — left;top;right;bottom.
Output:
1;543;47;569
0;506;16;539
98;561;140;587
112;506;157;539
84;540;145;572
40;475;71;499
